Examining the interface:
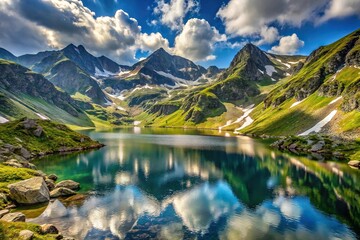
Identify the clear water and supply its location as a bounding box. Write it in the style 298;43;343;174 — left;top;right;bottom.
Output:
31;128;360;240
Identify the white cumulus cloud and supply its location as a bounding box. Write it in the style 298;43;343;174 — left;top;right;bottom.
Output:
153;0;199;30
174;18;226;61
271;34;305;55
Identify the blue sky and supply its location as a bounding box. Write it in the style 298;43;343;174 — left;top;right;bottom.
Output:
0;0;360;68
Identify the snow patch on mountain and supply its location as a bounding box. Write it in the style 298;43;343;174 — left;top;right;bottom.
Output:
131;84;154;93
290;99;304;108
329;96;342;105
74;46;80;54
0;116;9;123
95;67;117;77
299;110;337;136
218;104;255;132
117;106;126;111
275;59;291;68
36;113;49;120
155;71;190;85
234;117;254;132
265;65;276;76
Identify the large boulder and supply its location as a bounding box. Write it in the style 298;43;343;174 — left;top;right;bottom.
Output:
55;180;80;191
50;187;76;198
8;177;50;204
19;230;34;240
1;212;26;222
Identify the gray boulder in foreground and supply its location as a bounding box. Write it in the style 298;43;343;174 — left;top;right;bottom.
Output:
8;177;50;204
1;212;25;222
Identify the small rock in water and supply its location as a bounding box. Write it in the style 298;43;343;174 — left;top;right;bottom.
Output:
55;180;80;191
19;230;34;240
48;174;58;181
1;212;26;222
40;224;59;234
50;187;76;198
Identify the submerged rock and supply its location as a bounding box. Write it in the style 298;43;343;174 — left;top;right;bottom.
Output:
8;177;50;204
19;230;34;240
1;212;25;222
50;187;76;198
55;180;80;191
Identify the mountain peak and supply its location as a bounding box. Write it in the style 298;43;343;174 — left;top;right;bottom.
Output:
153;47;170;56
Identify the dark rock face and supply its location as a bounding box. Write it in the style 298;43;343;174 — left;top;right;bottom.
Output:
0;48;17;61
149;103;180;116
0;62;83;117
133;48;207;81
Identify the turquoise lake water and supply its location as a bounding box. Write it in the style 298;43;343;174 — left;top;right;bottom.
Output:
31;128;360;239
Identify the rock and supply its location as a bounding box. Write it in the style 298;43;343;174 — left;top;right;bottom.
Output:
35;170;47;177
55;180;80;191
50;187;76;198
1;212;26;222
62;237;76;240
45;178;56;191
0;209;10;218
20;148;31;159
40;224;59;234
33;126;44;137
310;141;325;152
3;159;23;168
0;193;8;204
48;174;58;181
19;230;34;240
22;119;37;129
8;177;50;204
289;143;298;149
348;160;360;168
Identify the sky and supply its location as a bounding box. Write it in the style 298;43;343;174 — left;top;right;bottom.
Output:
0;0;360;68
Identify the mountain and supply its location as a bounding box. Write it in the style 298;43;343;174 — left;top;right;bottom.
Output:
0;59;93;127
0;44;132;105
236;29;360;138
32;51;109;105
102;48;212;92
138;43;305;125
0;48;17;62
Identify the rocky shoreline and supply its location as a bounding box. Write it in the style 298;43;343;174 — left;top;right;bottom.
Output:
270;134;360;168
0;118;105;239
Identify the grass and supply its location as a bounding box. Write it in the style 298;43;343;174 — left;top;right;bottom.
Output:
0;118;101;155
0;221;58;240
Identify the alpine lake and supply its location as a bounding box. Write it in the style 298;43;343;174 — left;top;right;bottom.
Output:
20;128;360;240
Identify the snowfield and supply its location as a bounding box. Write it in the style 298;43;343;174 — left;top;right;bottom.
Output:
265;65;276;76
94;67;118;77
155;71;190;85
0;116;9;123
299;110;337;136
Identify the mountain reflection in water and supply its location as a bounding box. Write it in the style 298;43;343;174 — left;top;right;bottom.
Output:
31;128;359;240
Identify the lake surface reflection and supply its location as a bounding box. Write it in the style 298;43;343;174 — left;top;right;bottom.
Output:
32;128;360;239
